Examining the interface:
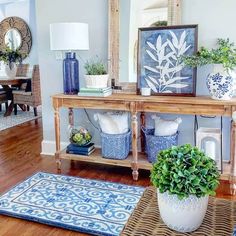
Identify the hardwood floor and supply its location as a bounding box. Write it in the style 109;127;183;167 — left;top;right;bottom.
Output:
0;118;235;235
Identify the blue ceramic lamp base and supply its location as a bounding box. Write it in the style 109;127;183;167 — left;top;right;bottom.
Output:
63;52;79;94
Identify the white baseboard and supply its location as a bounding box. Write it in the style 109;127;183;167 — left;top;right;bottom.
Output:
41;140;69;156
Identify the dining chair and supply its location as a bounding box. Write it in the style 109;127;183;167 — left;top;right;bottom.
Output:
0;91;8;112
10;64;30;93
13;65;41;116
16;64;30;77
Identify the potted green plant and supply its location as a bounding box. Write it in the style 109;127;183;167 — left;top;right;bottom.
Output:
182;38;236;100
151;144;220;233
0;47;24;78
84;59;108;88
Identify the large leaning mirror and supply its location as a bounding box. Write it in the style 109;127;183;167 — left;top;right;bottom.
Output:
108;0;182;92
0;17;32;59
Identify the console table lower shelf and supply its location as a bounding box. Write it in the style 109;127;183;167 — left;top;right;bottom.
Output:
58;149;152;171
58;148;232;181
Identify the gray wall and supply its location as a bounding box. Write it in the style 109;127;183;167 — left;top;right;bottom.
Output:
36;0;235;160
35;0;108;153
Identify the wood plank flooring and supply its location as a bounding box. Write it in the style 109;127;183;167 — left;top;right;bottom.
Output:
0;118;235;236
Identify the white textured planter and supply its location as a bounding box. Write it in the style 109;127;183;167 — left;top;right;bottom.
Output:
158;190;208;233
5;63;17;78
85;74;109;88
206;64;235;100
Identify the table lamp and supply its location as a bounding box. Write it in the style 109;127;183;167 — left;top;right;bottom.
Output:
50;22;89;94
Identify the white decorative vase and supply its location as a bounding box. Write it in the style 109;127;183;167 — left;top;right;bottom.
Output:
5;63;17;78
206;64;235;100
85;74;109;88
158;190;208;233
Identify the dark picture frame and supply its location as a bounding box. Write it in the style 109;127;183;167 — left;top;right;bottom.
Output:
137;25;198;96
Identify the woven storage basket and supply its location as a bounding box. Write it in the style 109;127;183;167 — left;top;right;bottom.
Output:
142;127;178;163
101;130;131;160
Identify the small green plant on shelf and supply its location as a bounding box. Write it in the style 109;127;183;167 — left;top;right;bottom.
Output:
84;58;107;75
182;38;236;71
150;144;220;200
0;47;24;69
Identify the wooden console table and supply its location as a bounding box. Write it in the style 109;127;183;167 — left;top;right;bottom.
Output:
52;94;236;192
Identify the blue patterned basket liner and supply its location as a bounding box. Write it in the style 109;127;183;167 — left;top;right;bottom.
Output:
142;127;178;163
101;130;131;160
233;226;236;236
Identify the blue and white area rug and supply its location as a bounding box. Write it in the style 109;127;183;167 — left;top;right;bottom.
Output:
0;111;41;131
0;172;145;236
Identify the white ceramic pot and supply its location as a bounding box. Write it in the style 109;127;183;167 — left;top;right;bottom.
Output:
206;64;235;100
5;63;17;78
85;74;109;89
158;190;208;233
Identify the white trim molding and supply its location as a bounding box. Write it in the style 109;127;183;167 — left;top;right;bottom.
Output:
41;140;69;156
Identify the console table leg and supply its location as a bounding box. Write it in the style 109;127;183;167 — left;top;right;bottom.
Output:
54;107;61;171
131;105;139;181
230;116;236;195
56;152;61;172
140;112;145;153
69;108;74;127
131;163;139;181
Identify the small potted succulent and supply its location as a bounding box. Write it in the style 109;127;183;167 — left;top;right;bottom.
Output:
70;127;92;146
0;47;23;78
151;144;220;233
84;58;108;88
182;38;236;100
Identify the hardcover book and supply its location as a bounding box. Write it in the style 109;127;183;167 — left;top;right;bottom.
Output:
67;143;94;152
66;147;95;156
80;87;112;93
77;90;112;97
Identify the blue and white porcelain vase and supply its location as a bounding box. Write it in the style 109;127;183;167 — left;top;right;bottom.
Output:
5;63;17;78
206;64;235;100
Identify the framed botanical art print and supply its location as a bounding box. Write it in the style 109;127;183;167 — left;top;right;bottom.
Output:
138;25;198;96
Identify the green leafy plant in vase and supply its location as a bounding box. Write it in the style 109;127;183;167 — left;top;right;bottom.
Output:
0;47;24;78
84;58;108;89
151;144;220;233
182;38;236;100
69;127;92;146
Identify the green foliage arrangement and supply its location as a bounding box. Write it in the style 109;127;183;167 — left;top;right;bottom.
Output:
84;59;107;75
0;47;23;69
151;21;168;27
182;38;236;71
150;144;220;200
70;127;92;146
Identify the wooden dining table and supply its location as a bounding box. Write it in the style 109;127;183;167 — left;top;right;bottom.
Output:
0;76;30;116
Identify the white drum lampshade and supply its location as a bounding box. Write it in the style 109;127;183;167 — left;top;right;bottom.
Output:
49;22;89;95
50;23;89;51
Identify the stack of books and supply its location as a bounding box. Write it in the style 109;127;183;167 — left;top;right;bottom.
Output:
66;143;95;156
78;87;112;97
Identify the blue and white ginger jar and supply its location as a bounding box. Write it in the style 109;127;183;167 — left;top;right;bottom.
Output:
206;64;236;100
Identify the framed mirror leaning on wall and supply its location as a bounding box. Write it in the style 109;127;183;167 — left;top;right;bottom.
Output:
108;0;182;93
0;16;32;59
